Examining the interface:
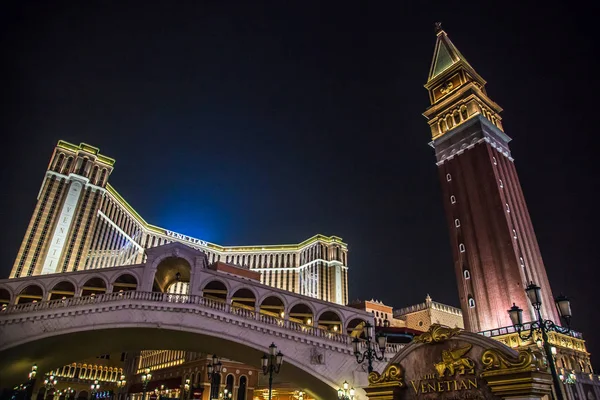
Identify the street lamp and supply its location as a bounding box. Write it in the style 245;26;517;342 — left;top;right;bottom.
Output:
337;381;355;400
116;375;127;400
28;364;38;380
507;282;573;400
90;380;101;400
183;379;190;400
207;355;222;400
297;391;304;400
351;321;387;373
261;343;284;400
141;368;152;400
43;375;58;400
219;389;232;399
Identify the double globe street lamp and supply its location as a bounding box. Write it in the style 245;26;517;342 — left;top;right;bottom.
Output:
207;355;223;400
351;321;387;373
141;368;152;400
90;380;101;400
508;281;573;400
337;381;355;400
261;343;284;400
43;375;58;400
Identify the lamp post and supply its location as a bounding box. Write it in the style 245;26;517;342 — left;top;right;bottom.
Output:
90;380;101;400
43;375;58;400
337;381;355;400
297;391;304;400
183;379;190;400
65;388;75;400
207;355;222;400
261;343;284;400
116;375;127;400
351;321;387;373
219;389;232;400
141;369;152;400
28;365;38;381
507;282;573;400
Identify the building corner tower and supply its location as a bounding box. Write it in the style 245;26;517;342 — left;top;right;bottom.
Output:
11;142;115;278
423;27;560;332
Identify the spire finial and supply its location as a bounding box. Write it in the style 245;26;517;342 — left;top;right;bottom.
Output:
434;22;443;34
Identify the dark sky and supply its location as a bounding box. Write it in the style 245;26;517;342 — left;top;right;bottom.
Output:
2;2;598;368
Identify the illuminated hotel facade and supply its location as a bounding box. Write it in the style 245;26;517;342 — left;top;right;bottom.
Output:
11;140;349;305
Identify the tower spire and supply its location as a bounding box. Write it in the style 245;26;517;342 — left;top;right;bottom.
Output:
427;28;478;84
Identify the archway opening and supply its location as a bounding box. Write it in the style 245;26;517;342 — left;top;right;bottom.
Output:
113;274;138;292
237;376;247;400
317;310;342;333
0;288;11;309
49;281;76;301
153;257;191;293
230;288;255;311
259;296;285;318
225;374;234;398
346;318;367;338
81;278;107;297
288;303;313;326
202;281;227;302
77;391;88;400
16;284;43;304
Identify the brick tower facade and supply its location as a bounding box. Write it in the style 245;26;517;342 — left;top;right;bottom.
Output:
423;27;560;332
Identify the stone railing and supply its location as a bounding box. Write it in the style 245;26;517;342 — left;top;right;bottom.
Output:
0;291;400;354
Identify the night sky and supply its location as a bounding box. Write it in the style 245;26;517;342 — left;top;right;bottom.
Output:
2;2;598;368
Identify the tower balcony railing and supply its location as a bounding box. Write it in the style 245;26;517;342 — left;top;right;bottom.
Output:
479;324;583;339
0;290;401;354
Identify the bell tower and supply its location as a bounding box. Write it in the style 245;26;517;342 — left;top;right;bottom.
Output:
423;26;560;332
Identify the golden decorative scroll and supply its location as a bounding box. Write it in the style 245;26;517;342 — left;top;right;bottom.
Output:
481;348;536;372
368;363;404;386
413;324;462;344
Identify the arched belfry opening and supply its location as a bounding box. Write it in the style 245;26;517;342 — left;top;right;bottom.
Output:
152;257;192;294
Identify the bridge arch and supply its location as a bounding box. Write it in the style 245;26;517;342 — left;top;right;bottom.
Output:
202;279;229;301
112;273;139;292
15;282;45;304
0;286;14;306
0;298;367;400
287;301;316;325
48;280;77;301
80;276;108;296
316;309;343;333
258;294;286;318
230;287;257;310
346;317;368;338
153;256;192;293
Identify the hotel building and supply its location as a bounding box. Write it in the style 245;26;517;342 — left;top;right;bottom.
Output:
11;140;348;305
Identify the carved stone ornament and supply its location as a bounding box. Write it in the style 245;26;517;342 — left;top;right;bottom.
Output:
412;324;462;344
368;363;404;386
173;248;180;258
481;348;537;373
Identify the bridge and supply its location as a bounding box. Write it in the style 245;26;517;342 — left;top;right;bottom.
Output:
0;243;402;400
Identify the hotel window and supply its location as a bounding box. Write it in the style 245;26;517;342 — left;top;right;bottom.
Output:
506;203;510;213
513;229;518;240
455;219;460;228
499;179;503;189
468;297;476;308
450;195;456;204
493;157;497;165
520;257;525;268
446;173;452;182
460;106;468;121
459;243;465;253
464;270;470;279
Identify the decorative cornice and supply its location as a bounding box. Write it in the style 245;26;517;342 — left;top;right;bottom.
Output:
481;348;538;373
413;324;462;344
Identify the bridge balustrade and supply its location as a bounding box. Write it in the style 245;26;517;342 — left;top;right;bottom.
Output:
0;290;401;352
